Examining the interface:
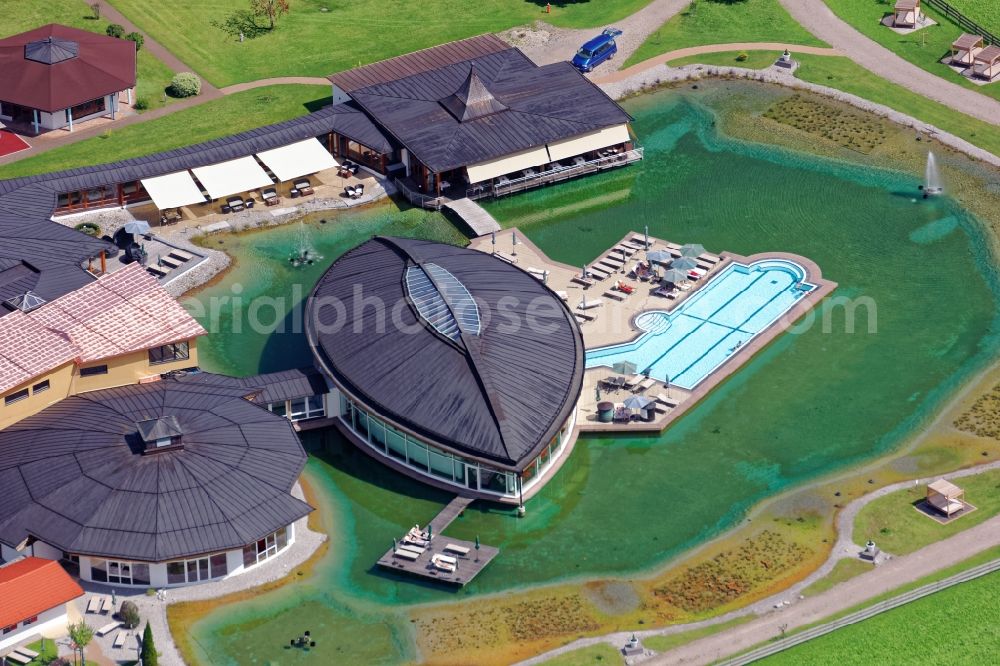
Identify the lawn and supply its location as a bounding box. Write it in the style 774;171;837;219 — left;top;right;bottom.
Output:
852;469;1000;555
799;558;872;597
792;54;1000;157
625;0;826;68
20;638;58;665
0;85;330;180
7;0;177;111
822;0;1000;103
107;0;654;88
539;643;622;665
757;570;1000;664
668;50;783;69
943;0;1000;34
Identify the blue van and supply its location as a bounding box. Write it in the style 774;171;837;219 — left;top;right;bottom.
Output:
571;28;622;73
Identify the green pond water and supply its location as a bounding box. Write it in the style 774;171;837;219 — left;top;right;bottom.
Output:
182;81;1000;664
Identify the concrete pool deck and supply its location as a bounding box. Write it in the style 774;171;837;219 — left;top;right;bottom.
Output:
467;230;837;434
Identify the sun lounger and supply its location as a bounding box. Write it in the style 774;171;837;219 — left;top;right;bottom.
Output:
294;179;315;196
588;265;610;279
571;275;595;288
599;259;622;271
431;554;458;572
603;290;626;302
655;393;679;408
96;621;121;637
696;260;712;271
393;548;420;561
87;596;102;613
699;253;721;265
624;374;643;388
146;265;168;278
574;311;596;323
555;290;568;301
665;242;682;251
225;196;245;212
526;266;548;280
614;244;636;256
444;543;471;556
14;648;39;660
159;255;182;269
5;652;31;665
399;543;426;555
631;234;654;246
100;596;112;614
653;286;677;299
113;631;127;648
168;249;194;262
577;298;603;310
493;251;517;264
634;378;656;393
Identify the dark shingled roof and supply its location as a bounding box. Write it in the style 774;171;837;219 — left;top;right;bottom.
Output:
0;374;311;562
347;47;632;172
307;237;584;471
0;24;136;113
0;102;391;312
175;366;329;405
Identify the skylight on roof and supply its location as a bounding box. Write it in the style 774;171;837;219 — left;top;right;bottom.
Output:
5;291;46;313
405;263;480;341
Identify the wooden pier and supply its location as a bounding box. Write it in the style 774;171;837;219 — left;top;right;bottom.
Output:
443;197;501;236
376;496;499;586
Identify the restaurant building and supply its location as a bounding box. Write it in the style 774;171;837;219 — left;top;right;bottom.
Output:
307;237;584;505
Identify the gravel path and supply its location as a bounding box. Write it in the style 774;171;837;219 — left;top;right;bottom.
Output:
778;0;1000;125
519;461;1000;666
502;0;690;69
219;76;333;94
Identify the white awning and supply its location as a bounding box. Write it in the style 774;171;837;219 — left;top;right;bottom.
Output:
546;124;631;162
256;138;339;182
466;146;551;184
191;156;273;200
140;171;206;210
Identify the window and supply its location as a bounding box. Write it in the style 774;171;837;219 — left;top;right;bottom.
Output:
22;616;37;626
242;527;288;568
70;97;106;120
285;395;325;422
268;401;287;418
4;388;29;405
32;380;50;394
91;558;108;582
210;553;228;578
148;341;190;365
80;365;108;377
2;624;15;635
167;555;224;584
167;561;185;585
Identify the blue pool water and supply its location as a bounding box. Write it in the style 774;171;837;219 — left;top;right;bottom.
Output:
586;259;815;389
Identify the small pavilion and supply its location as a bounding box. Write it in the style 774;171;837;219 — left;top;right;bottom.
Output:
893;0;920;28
926;479;965;517
950;34;984;67
973;44;1000;81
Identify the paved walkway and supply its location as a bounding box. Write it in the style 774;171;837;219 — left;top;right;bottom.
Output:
591;42;842;84
778;0;1000;125
219;76;332;94
519;461;1000;665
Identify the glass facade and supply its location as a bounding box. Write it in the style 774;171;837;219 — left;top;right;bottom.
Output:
339;393;575;499
268;395;325;422
242;527;289;568
90;558;150;586
166;553;229;585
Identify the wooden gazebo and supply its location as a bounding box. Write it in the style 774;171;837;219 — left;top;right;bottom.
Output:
893;0;920;28
926;479;965;517
950;33;984;67
973;44;1000;81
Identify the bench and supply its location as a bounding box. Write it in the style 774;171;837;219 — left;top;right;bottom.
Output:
146;266;168;278
169;249;194;262
96;621;121;637
13;647;39;660
113;631;128;648
100;597;112;614
4;652;31;665
87;595;102;613
159;255;182;269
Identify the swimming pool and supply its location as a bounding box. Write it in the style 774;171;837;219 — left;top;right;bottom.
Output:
586;259;815;390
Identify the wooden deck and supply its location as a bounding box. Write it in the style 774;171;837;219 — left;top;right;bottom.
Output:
376;496;499;586
443;197;501;236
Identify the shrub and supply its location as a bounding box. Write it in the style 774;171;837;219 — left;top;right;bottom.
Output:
90;3;101;20
126;32;144;51
169;72;201;98
133;97;149;111
119;600;140;629
48;659;71;666
736;51;749;62
74;222;100;236
141;622;158;666
105;23;125;39
145;588;157;597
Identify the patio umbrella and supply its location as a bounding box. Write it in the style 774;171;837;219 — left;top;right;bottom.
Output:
623;395;655;410
613;360;638;375
512;230;518;253
582;264;589;279
662;268;689;285
680;243;706;258
491;230;496;249
124;220;151;236
647;250;673;265
644;225;650;249
671;256;699;271
427;523;433;541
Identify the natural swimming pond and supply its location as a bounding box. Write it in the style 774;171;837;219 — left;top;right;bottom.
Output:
586;259;815;389
181;81;1000;664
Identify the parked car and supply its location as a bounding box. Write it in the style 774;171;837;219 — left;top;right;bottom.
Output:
571;28;622;73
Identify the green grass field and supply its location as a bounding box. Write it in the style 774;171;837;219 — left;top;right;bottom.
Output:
8;0;177;111
538;643;621;665
107;0;652;88
668;50;783;69
0;85;329;180
822;0;1000;103
792;54;1000;157
943;0;1000;34
800;558;873;597
758;569;1000;664
625;0;826;68
853;469;1000;555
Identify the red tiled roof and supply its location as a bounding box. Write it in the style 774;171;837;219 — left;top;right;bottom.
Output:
0;263;206;393
0;557;83;628
0;24;136;113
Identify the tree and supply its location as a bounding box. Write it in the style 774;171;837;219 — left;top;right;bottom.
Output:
169;72;202;98
68;620;94;666
141;622;158;666
126;32;144;51
118;600;140;629
105;23;125;39
251;0;290;29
